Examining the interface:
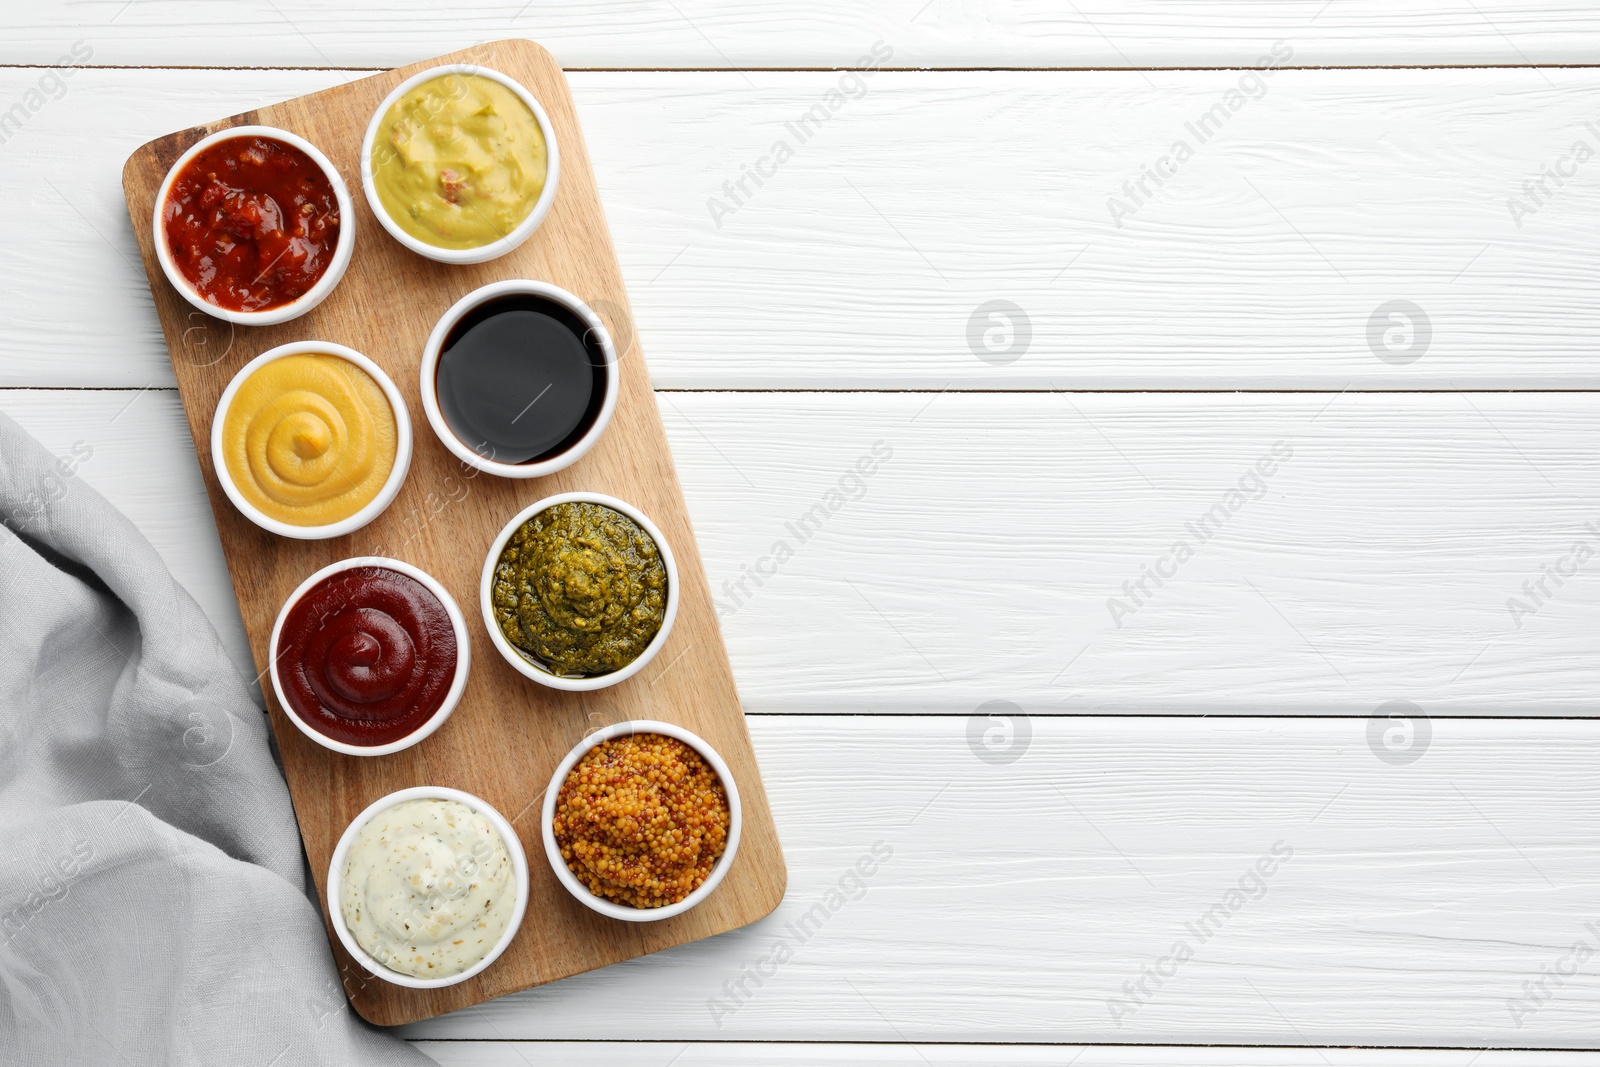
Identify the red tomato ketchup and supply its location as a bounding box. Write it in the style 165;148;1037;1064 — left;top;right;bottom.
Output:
275;567;457;747
162;136;341;312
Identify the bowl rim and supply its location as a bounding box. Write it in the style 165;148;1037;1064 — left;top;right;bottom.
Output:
209;340;414;540
419;279;619;479
327;786;529;987
359;63;562;265
268;555;471;757
152;124;356;326
540;719;743;922
478;492;679;691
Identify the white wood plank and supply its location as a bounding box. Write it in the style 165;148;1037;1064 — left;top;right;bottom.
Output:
395;715;1600;1046
0;388;250;677
4;2;1600;68
677;391;1600;714
4;388;1597;715
9;67;1600;390
410;1043;1600;1066
9;400;1600;1048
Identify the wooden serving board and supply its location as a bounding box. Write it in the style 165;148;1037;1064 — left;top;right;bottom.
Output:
121;39;786;1026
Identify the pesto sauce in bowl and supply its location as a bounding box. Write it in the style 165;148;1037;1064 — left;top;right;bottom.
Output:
490;501;667;677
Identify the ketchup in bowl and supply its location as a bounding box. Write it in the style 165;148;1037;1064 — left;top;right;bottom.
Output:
274;565;459;748
162;135;341;313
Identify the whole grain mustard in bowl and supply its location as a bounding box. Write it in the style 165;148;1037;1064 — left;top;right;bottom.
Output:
541;720;740;922
210;341;412;539
361;64;560;264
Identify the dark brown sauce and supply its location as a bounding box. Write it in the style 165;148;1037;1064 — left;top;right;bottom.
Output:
276;566;457;747
436;294;608;465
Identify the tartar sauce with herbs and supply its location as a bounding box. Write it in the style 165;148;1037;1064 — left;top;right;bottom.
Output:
340;798;516;979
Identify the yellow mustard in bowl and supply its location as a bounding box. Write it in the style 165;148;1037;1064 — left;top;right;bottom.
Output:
219;353;398;527
369;73;548;250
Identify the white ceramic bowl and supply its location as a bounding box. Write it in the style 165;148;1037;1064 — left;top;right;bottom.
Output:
542;720;742;923
480;492;679;691
420;280;618;479
152;125;355;326
269;556;470;757
360;64;561;264
211;341;413;540
328;786;528;987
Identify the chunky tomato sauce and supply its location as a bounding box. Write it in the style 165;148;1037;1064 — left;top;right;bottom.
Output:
162;136;340;312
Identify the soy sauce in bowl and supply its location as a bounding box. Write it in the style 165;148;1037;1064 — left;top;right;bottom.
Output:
435;294;609;465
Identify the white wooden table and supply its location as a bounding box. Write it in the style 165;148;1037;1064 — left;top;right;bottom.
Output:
7;3;1600;1062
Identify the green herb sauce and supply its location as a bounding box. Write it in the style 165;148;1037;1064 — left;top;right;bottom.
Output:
491;502;667;677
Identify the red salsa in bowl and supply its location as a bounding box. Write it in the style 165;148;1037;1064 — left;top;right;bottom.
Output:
270;559;469;755
154;126;353;324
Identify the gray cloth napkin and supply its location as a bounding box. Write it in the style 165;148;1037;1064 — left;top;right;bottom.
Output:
0;410;432;1066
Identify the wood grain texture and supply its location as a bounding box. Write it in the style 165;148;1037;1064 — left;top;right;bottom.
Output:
8;388;1600;715
6;1;1600;67
13;66;1600;390
119;40;785;1026
411;1043;1600;1065
666;391;1600;716
394;716;1600;1047
10;2;1600;1060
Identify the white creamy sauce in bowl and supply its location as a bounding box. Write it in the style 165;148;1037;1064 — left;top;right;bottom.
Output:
339;797;516;979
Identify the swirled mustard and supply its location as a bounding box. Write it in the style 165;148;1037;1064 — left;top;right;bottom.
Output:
490;502;667;676
370;73;547;250
220;353;397;527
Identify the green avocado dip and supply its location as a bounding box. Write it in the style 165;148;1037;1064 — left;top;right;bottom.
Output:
491;501;667;677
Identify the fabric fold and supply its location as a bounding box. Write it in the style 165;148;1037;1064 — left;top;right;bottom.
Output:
0;409;429;1065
